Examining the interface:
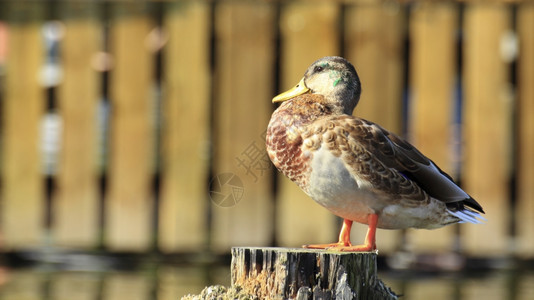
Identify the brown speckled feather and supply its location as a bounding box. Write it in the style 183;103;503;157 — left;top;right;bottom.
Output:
268;94;429;205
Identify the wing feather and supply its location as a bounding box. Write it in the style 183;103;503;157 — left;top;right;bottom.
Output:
332;116;484;214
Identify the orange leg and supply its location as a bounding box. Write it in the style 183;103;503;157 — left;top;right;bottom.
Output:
303;214;378;252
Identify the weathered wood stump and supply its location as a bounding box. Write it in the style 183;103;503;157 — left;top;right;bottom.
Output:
231;247;397;300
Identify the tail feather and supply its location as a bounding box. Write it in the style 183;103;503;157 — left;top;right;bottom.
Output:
448;208;487;224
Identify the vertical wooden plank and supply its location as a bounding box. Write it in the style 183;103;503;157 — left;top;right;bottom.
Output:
345;1;404;133
516;2;534;257
102;273;151;300
211;1;274;252
0;271;48;300
463;3;512;255
401;279;455;300
276;2;339;247
462;274;508;300
51;272;101;300
106;3;153;251
1;3;45;248
54;2;100;247
344;1;405;253
159;1;211;252
410;2;457;180
408;2;459;252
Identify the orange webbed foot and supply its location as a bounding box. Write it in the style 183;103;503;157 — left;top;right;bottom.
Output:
302;241;350;250
302;215;378;252
303;242;375;252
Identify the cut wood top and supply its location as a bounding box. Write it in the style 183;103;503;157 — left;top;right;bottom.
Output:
231;247;396;300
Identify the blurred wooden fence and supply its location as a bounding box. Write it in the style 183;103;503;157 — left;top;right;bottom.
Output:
0;0;533;258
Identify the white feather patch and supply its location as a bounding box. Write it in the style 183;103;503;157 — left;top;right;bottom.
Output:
448;209;487;224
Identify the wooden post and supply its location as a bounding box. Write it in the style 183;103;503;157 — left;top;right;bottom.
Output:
231;247;397;300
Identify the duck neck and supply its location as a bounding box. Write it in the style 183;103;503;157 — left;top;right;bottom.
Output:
273;95;342;127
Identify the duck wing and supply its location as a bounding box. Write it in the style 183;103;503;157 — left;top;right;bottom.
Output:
331;116;485;217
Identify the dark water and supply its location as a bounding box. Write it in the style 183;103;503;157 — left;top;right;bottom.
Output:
381;270;534;300
1;265;533;300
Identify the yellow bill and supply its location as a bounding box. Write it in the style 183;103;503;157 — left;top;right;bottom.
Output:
272;78;310;103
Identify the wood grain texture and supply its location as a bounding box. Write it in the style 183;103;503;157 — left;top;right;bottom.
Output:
159;1;211;252
55;2;100;248
276;1;339;248
211;1;275;252
408;2;459;252
462;3;512;255
2;3;45;249
106;3;154;251
345;1;404;134
516;2;534;257
231;247;397;299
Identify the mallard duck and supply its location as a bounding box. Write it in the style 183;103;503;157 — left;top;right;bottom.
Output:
266;56;485;251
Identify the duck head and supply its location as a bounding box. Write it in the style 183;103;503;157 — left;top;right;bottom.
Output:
273;56;361;115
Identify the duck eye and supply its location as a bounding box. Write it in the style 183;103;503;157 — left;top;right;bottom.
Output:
314;66;324;73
